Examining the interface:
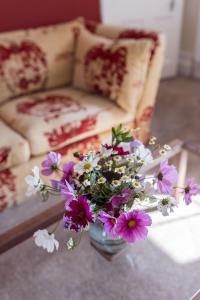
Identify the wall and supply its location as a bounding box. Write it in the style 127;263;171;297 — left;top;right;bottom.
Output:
179;0;200;77
0;0;100;32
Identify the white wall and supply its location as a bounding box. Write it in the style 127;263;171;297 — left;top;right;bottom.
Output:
179;0;200;78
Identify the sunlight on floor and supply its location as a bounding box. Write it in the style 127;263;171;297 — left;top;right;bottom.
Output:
148;196;200;264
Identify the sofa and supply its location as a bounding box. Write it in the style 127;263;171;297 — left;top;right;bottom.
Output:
0;18;165;211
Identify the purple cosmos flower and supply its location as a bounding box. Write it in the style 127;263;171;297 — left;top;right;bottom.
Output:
156;160;178;194
183;178;200;205
63;196;94;231
60;180;76;206
61;161;75;183
98;211;117;238
41;152;61;176
115;210;152;243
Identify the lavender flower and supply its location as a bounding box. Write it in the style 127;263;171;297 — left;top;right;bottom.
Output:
156;160;178;194
41;152;61;176
183;179;200;205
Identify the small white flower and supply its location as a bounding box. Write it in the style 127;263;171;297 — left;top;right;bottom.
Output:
66;237;75;250
126;156;135;163
157;197;177;216
113;155;122;162
105;160;113;167
25;166;44;196
159;148;167;156
83;179;91;187
163;144;171;151
33;229;59;253
121;175;131;183
115;166;126;174
132;181;142;189
100;145;113;158
95;164;101;170
112;180;120;187
98;177;106;184
137;159;145;165
75;156;99;175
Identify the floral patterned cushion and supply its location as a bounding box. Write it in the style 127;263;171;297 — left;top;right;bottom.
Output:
0;120;30;171
0;87;134;156
0;19;81;104
72;28;153;113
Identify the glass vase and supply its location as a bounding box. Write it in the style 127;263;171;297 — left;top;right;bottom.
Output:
89;221;126;255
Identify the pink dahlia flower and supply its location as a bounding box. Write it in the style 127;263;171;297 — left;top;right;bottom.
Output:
41;151;61;176
115;210;152;243
156;160;178;194
184;178;200;205
98;211;117;238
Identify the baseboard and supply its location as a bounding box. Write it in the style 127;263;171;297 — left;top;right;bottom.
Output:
179;51;193;77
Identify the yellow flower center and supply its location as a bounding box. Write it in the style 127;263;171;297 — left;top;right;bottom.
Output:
83;162;92;170
128;220;136;228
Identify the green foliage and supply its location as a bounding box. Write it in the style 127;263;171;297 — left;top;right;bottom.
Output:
112;124;133;146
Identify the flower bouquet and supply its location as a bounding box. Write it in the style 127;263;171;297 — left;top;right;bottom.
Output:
25;125;200;253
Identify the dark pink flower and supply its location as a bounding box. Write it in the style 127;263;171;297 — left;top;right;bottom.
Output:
98;211;117;238
156;160;178;194
184;178;200;205
115;210;152;243
63;196;94;231
41;152;61;176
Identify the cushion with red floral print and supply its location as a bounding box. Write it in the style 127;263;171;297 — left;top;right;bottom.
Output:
0;120;30;171
0;18;82;104
0;87;134;155
72;28;153;113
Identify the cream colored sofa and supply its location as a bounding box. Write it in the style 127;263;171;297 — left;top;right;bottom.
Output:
0;18;165;211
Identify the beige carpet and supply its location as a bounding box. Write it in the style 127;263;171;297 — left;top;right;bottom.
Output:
0;77;200;300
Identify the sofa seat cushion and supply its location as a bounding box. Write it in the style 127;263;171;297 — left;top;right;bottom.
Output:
0;120;30;171
0;87;134;156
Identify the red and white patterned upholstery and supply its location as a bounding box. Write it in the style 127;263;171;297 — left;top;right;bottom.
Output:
81;20;166;139
0;120;30;171
73;27;153;114
0;18;82;104
0;87;134;155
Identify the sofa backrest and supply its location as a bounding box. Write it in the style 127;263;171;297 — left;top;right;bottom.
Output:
0;19;81;104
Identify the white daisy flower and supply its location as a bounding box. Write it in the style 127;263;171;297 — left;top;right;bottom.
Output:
157;197;177;216
97;177;106;184
115;166;126;174
75;156;99;175
163;144;171;151
25;166;44;196
159;148;167;156
105;160;113;167
132;181;142;189
112;180;120;187
113;156;122;162
126;156;135;163
33;229;59;253
95;165;101;170
121;175;131;183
